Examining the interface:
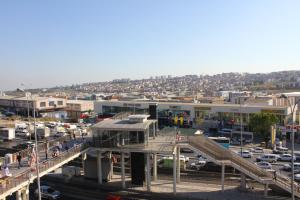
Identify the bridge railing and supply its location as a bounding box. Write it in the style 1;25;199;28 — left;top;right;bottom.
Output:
0;141;87;195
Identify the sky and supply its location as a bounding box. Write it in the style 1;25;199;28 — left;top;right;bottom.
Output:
0;0;300;90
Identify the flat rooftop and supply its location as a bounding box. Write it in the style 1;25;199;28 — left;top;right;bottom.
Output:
91;133;176;153
92;118;155;131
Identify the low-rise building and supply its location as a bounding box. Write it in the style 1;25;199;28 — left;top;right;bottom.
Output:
0;95;66;117
66;100;94;121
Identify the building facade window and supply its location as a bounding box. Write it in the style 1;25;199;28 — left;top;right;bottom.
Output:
40;102;46;107
49;101;55;106
57;101;63;106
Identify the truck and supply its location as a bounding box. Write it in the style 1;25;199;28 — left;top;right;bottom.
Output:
36;127;50;139
0;128;15;141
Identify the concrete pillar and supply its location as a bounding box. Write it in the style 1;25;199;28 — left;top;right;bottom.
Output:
21;186;29;200
146;153;151;192
121;152;126;189
153;122;156;138
97;151;102;184
221;164;225;192
153;153;157;181
240;173;246;190
173;153;177;195
16;190;22;200
82;153;86;175
264;184;268;197
176;147;180;183
109;152;113;180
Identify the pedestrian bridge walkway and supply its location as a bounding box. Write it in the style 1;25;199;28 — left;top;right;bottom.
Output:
0;141;89;199
179;134;300;198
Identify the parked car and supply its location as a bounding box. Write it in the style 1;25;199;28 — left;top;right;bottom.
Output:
295;152;300;162
35;185;61;200
190;160;206;170
15;129;30;138
295;174;300;182
273;147;289;154
54;131;67;138
238;150;252;158
251;147;264;153
180;155;189;162
278;154;296;162
282;163;300;171
256;154;278;163
256;162;272;170
180;148;194;153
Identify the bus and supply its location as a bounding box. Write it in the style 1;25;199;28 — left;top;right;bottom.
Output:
208;137;230;149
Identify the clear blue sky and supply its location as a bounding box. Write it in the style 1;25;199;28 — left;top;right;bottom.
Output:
0;0;300;90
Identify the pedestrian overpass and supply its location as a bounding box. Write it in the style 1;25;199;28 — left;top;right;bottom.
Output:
0;133;299;200
0;142;89;200
179;134;300;198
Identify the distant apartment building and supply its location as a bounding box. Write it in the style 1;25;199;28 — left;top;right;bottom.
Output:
0;95;67;117
66;100;94;121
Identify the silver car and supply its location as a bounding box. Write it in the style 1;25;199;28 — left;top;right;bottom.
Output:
35;185;61;200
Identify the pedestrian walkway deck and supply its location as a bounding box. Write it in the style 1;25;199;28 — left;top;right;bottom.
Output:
0;139;89;199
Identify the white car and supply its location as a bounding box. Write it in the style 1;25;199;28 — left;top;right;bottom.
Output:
283;163;300;171
295;174;300;182
278;154;296;162
256;162;272;170
256;154;278;163
54;131;67;137
252;147;264;153
15;129;30;137
180;155;189;162
190;160;206;170
238;150;252;158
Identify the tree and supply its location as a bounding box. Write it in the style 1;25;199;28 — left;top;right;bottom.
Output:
248;112;278;148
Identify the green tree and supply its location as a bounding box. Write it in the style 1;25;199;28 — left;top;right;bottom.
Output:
248;112;278;148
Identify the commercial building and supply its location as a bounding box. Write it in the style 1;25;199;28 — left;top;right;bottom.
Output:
94;100;294;128
66;100;94;121
0;95;67;117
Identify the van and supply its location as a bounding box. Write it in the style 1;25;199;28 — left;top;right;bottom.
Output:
256;154;278;163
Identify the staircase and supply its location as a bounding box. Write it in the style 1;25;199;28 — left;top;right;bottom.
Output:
184;135;300;198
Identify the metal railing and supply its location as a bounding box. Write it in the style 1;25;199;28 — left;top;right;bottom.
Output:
0;141;88;195
184;134;300;197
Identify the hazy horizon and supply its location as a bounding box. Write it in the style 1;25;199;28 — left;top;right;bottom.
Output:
1;0;300;90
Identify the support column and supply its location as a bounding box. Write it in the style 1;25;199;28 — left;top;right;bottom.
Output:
153;153;157;181
240;173;246;190
109;152;113;180
121;152;126;189
221;164;225;192
21;186;29;200
173;153;177;195
16;190;22;200
97;151;102;184
264;184;268;197
176;147;180;183
82;153;86;175
146;153;151;192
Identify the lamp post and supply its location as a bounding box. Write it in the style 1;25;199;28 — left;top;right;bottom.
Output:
16;88;41;200
17;86;31;140
280;94;300;200
32;96;41;200
240;99;243;156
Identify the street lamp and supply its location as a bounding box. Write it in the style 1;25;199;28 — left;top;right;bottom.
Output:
17;89;41;200
280;94;300;200
16;87;31;140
